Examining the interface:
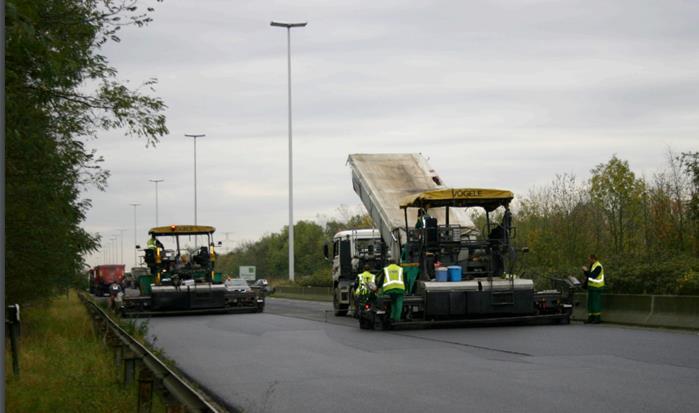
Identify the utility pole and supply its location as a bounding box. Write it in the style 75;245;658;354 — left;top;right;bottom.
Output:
271;20;307;282
149;179;164;226
130;203;140;267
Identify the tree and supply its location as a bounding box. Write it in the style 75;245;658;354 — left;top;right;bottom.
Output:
680;151;699;254
589;156;645;255
5;0;168;303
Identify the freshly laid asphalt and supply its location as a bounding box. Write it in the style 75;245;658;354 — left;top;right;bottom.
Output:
145;298;699;413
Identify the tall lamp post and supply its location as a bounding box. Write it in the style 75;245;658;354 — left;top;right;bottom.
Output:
117;228;126;265
271;20;307;282
130;203;140;267
149;179;164;227
110;237;118;263
184;134;205;227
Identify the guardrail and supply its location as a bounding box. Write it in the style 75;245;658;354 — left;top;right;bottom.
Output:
78;292;227;413
572;293;699;329
273;286;333;298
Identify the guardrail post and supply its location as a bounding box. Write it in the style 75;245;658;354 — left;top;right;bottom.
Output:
6;304;21;378
114;344;124;369
160;389;186;413
138;367;154;413
123;351;137;386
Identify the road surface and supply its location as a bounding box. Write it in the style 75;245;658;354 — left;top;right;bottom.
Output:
145;298;699;413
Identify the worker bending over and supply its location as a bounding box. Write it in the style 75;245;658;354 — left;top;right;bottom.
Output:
380;259;406;323
354;265;376;311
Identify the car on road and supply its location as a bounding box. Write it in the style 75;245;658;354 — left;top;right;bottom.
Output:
253;278;275;295
225;278;252;292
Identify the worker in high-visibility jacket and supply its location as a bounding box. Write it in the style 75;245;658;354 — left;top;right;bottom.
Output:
354;265;376;308
380;260;406;322
582;254;605;324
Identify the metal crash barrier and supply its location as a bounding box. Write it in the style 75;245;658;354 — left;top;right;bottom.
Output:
78;292;227;413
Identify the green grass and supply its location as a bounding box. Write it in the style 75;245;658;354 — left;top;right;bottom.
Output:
4;291;165;413
271;292;332;302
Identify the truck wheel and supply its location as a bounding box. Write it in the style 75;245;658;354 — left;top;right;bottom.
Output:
359;316;371;330
374;314;389;331
333;295;348;317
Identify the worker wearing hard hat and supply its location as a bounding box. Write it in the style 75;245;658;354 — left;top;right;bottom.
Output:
582;254;605;324
379;259;406;323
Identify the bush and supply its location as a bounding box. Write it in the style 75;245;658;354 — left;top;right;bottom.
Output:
676;270;699;295
296;270;332;287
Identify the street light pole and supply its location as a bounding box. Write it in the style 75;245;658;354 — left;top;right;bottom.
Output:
117;229;126;265
271;20;307;282
110;237;117;263
130;203;140;268
184;134;205;227
149;179;164;227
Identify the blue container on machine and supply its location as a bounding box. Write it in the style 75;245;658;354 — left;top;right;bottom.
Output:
435;267;448;282
447;266;462;282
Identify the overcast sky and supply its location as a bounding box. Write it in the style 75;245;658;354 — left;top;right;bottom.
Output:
83;0;699;267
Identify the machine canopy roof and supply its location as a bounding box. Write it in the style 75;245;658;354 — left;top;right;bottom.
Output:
149;225;216;236
400;188;514;211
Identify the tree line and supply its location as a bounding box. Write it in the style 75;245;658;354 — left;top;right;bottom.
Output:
216;208;372;286
6;1;167;304
218;153;699;295
514;152;699;294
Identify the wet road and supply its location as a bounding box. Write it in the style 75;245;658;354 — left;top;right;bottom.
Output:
145;298;699;413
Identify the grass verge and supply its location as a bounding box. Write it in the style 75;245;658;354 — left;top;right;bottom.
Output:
270;293;332;302
4;290;165;413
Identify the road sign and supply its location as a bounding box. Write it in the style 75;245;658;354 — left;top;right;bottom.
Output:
239;266;256;281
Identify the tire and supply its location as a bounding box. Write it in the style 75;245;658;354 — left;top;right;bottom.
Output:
333;294;348;317
374;314;389;331
359;316;371;330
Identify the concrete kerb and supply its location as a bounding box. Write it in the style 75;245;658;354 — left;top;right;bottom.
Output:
648;295;699;329
574;293;699;330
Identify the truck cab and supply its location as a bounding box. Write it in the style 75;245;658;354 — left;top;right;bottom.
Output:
324;229;385;316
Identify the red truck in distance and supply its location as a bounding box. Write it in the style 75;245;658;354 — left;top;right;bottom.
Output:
89;265;126;296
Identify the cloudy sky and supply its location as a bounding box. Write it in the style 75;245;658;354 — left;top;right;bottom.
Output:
83;0;699;267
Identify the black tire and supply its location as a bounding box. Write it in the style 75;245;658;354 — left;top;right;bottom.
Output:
333;294;348;317
359;315;371;330
373;313;390;330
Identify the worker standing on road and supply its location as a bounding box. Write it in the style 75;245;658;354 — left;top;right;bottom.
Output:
380;259;406;322
582;254;605;324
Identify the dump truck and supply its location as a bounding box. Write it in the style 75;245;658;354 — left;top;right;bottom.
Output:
324;229;386;316
120;225;265;317
347;154;577;329
89;264;126;296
